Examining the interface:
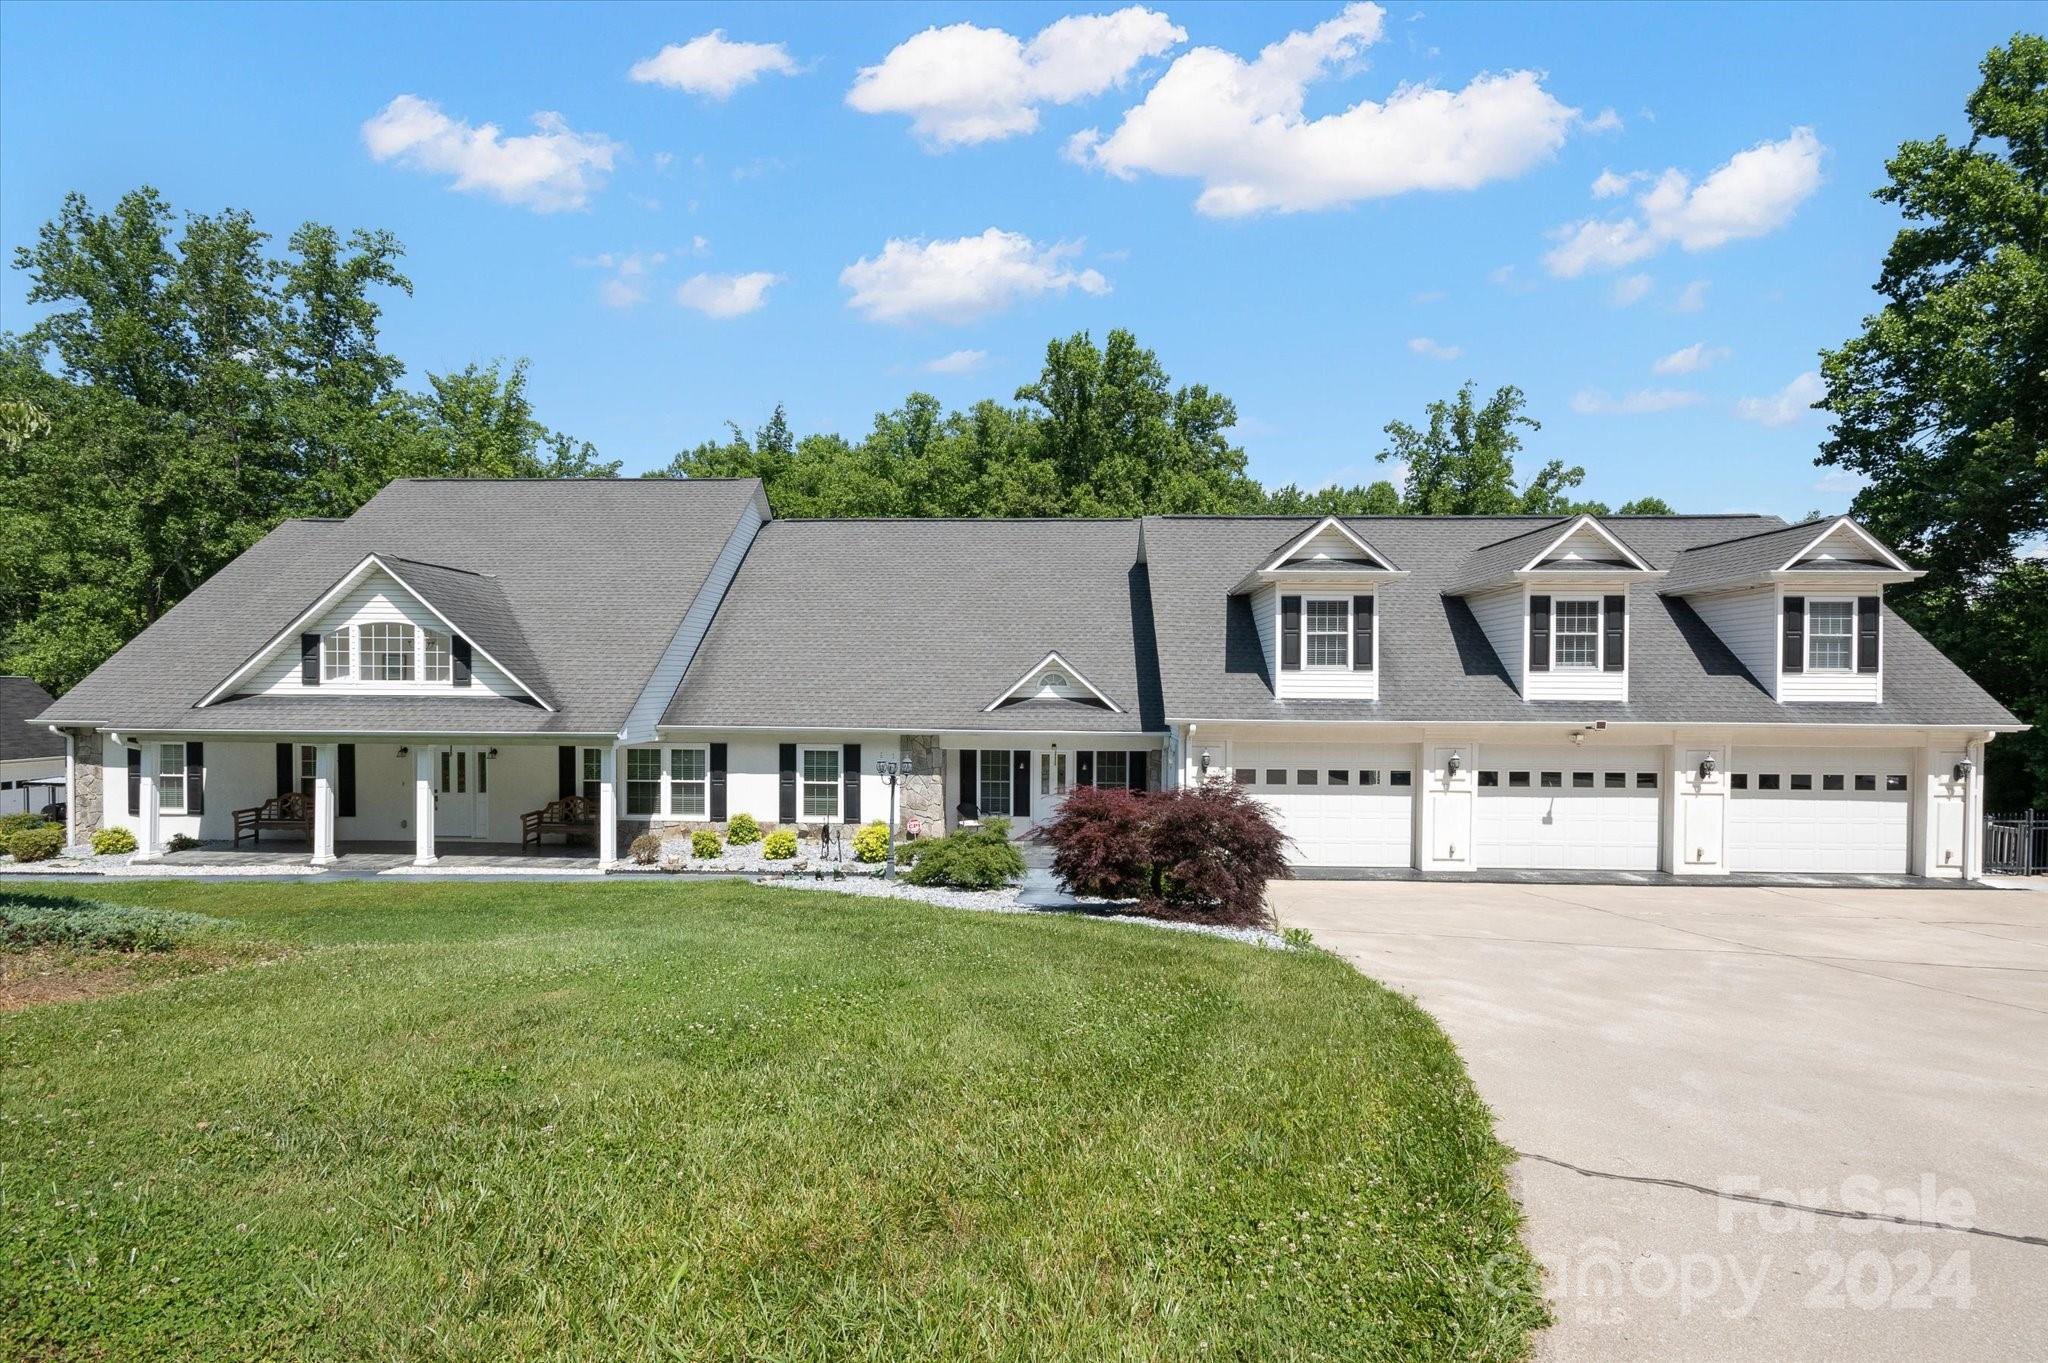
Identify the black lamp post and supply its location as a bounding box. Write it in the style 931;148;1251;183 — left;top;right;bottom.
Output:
876;755;914;879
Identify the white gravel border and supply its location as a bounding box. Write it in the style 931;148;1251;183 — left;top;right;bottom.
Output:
750;873;1287;949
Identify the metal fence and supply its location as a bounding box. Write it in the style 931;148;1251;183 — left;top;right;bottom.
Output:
1985;811;2048;875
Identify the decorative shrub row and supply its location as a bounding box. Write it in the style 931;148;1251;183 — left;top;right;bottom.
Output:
629;818;890;866
5;825;64;863
0;894;218;953
92;826;138;856
904;817;1025;891
1042;784;1291;927
0;812;51;837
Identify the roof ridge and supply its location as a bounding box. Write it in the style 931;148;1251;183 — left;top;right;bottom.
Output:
378;553;497;580
1678;515;1819;552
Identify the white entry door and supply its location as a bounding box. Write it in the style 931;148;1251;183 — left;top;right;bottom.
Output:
1036;750;1072;826
1475;746;1663;871
435;747;484;838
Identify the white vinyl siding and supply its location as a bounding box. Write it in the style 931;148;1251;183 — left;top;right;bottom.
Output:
245;567;522;699
1270;587;1378;701
1540;524;1632;565
1521;588;1628;702
1250;583;1277;683
1777;588;1883;704
1286;523;1379;566
1467;587;1524;686
1689;585;1780;697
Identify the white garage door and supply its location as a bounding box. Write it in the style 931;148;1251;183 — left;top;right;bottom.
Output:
1231;744;1414;867
1727;748;1911;873
1476;746;1663;871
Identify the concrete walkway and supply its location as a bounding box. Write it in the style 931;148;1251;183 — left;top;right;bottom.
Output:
1270;879;2048;1363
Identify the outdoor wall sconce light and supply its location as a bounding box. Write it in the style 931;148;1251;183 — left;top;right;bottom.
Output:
397;746;410;756
1953;759;1973;782
1698;755;1718;780
1446;752;1462;775
487;748;499;759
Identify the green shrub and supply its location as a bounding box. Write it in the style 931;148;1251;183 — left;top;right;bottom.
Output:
165;833;202;853
904;822;1025;891
1282;926;1315;950
7;825;65;862
691;827;722;859
0;893;217;953
0;812;50;836
762;828;798;860
629;832;662;865
852;821;890;863
726;812;762;844
91;826;138;855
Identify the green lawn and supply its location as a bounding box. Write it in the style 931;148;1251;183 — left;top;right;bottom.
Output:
2;880;1542;1362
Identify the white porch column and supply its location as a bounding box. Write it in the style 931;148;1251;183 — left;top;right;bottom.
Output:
597;744;619;865
413;745;438;866
311;742;338;866
1963;735;1989;881
136;740;160;858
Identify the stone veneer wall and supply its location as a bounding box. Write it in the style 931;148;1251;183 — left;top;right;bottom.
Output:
900;734;943;837
67;727;104;845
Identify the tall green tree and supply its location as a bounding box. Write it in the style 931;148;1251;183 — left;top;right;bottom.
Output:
1815;34;2048;805
1380;383;1591;514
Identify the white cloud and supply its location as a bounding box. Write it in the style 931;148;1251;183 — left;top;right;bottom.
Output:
1570;387;1704;415
1651;341;1731;375
578;250;668;308
1591;168;1640;199
1672;279;1709;313
630;31;800;98
1582;107;1623;134
675;271;781;318
1407;336;1462;361
1411;288;1447;304
1734;370;1824;427
1544;127;1824;277
1068;2;1577;216
923;348;989;374
362;95;620;212
840;228;1110;325
1610;273;1653;306
847;7;1184;148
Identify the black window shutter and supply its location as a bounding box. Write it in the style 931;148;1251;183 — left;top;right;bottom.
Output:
959;748;978;819
1602;595;1626;673
1280;595;1302;671
1012;750;1031;818
338;744;356;818
1782;596;1805;673
1529;595;1551;672
1353;595;1375;671
778;743;797;823
127;746;142;817
558;745;576;799
186;742;204;816
301;633;321;685
1076;751;1095;787
709;743;728;820
842;744;861;822
276;742;295;796
1128;751;1148;791
452;637;473;688
1857;596;1880;673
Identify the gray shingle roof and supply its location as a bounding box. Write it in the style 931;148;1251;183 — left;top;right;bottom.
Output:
37;479;766;736
377;556;552;707
663;519;1159;734
1143;514;2016;728
1;677;64;761
1657;518;1843;594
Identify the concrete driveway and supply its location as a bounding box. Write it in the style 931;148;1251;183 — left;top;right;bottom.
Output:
1271;879;2048;1363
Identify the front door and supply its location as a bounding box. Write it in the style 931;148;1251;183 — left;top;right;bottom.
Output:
1037;750;1071;826
435;747;484;838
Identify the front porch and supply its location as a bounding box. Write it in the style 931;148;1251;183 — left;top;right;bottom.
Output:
130;839;603;876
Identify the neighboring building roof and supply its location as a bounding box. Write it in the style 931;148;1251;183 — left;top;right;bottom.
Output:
1142;514;2017;728
0;677;64;761
663;518;1160;734
37;479;768;736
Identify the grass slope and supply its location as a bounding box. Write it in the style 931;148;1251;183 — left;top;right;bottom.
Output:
2;880;1542;1361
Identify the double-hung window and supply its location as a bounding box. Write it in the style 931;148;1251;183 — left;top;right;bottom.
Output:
322;629;352;681
978;749;1011;820
1807;600;1854;671
800;746;840;820
625;750;662;816
422;630;452;682
1303;598;1350;668
581;748;602;805
1095;750;1129;789
1554;600;1601;669
361;622;416;681
299;744;317;799
158;743;187;813
669;746;708;817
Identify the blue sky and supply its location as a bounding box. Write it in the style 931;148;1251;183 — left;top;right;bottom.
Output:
1;2;2035;515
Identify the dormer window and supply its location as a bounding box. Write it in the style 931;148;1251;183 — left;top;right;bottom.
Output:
1304;598;1350;668
322;630;351;680
361;622;416;681
1807;600;1854;671
1554;600;1602;669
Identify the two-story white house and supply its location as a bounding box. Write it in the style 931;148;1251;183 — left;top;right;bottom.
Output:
33;480;2020;880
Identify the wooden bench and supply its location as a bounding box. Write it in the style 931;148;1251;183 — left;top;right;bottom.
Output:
232;791;312;847
521;795;598;849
